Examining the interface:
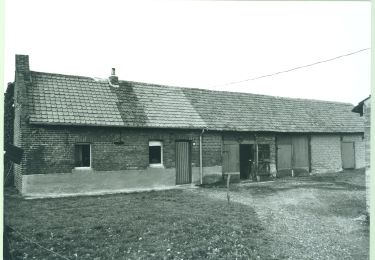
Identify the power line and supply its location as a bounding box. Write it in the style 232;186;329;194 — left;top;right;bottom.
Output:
214;48;370;87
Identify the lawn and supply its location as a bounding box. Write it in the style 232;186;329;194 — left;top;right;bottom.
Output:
5;188;271;260
4;169;369;260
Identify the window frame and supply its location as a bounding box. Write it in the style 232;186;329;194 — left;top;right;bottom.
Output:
149;140;163;167
74;143;92;169
258;144;271;162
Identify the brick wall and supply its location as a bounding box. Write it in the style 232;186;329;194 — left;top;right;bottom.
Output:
311;134;342;173
4;83;14;148
15;124;223;176
202;132;222;167
363;99;371;168
13;76;22;190
363;99;370;214
311;133;365;173
16;117;277;179
4;83;15;186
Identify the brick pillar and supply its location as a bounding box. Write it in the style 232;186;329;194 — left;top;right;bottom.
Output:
13;54;31;192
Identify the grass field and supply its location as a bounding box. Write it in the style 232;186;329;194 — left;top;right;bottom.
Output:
5;189;272;260
4;169;369;260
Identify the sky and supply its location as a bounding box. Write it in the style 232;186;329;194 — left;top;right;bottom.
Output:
4;0;371;105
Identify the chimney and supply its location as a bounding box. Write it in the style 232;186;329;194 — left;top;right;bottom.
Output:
109;68;119;86
14;55;31;121
15;55;30;74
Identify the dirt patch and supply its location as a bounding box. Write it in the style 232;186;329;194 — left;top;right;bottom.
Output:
195;169;369;259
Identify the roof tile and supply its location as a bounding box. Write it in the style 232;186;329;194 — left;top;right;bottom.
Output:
28;71;363;133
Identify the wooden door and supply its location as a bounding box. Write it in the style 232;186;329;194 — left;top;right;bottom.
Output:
292;136;309;169
223;143;239;174
277;144;292;170
176;141;191;184
342;142;355;169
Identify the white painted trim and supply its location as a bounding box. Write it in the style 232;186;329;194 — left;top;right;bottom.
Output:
74;167;92;170
149;141;162;147
148;164;164;168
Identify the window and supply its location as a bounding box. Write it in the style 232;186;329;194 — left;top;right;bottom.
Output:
258;144;270;161
75;144;91;168
149;141;163;166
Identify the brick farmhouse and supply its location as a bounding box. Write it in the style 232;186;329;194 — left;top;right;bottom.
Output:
5;55;365;197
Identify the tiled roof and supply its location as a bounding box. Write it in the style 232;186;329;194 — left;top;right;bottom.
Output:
28;71;364;133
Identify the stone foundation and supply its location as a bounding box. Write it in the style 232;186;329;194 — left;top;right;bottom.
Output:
18;166;222;198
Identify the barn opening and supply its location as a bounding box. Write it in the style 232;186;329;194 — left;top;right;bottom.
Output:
240;144;254;179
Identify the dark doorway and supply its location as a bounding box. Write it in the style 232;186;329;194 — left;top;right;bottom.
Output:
75;144;91;167
240;144;254;179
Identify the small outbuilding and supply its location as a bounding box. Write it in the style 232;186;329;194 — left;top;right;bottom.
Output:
6;55;365;197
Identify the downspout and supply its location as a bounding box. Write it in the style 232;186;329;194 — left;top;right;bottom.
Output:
199;128;207;185
308;135;312;174
254;133;258;181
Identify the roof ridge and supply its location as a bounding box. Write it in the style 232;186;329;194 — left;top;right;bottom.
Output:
31;70;354;106
120;79;354;106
